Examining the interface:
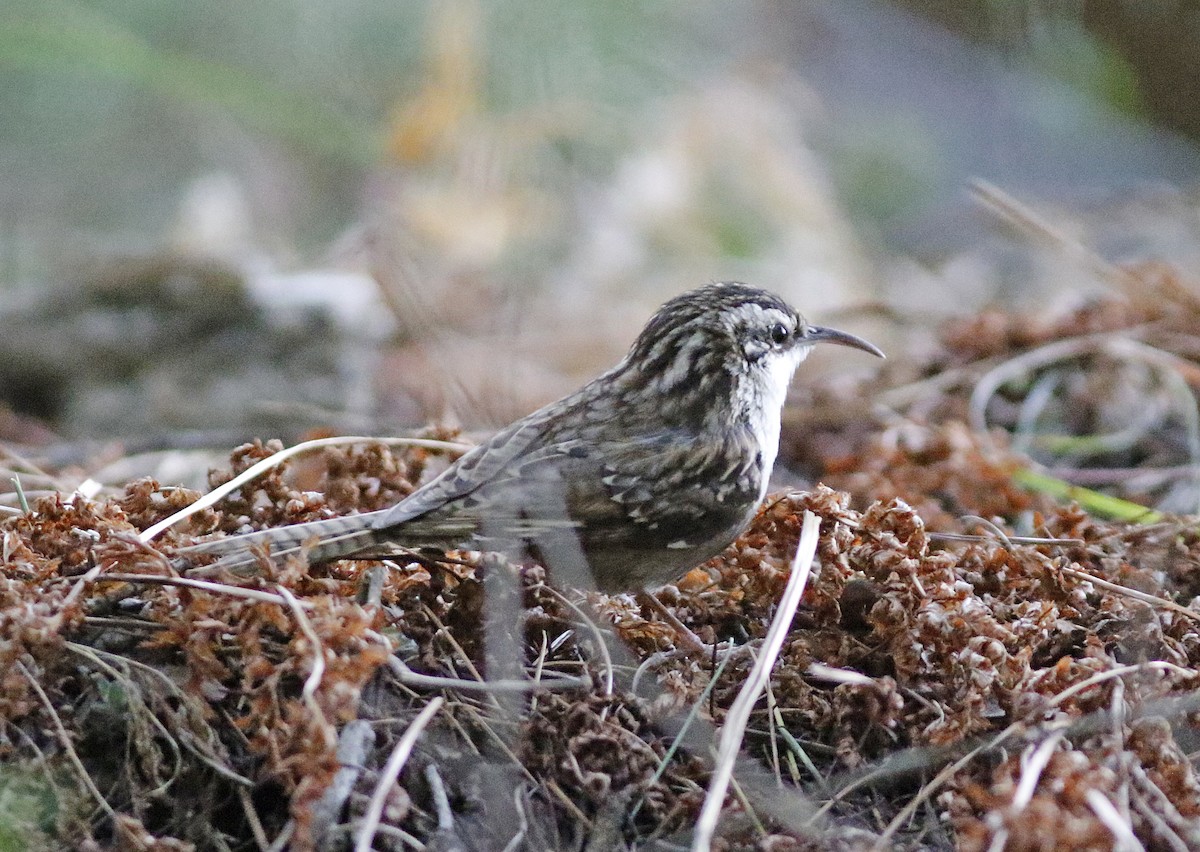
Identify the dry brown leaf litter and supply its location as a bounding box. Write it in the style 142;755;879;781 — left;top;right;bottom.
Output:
3;283;1200;849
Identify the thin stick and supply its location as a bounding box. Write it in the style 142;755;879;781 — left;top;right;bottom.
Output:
139;435;471;542
871;723;1024;851
968;333;1200;514
1085;789;1143;851
629;652;733;821
238;786;272;852
17;660;117;820
692;510;820;851
1011;733;1065;810
425;763;453;831
58;563;106;624
1046;661;1195;710
96;572;315;609
277;586;335;750
1056;565;1200;627
930;531;1084;547
539;584;614;697
353;697;444;852
969;180;1134;290
385;655;586;694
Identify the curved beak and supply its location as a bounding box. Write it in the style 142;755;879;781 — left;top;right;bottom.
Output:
804;325;885;359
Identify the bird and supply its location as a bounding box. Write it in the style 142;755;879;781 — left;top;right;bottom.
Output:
174;282;883;600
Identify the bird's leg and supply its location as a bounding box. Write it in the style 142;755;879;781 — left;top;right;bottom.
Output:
635;590;712;657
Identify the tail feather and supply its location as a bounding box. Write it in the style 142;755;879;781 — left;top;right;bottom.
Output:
173;510;390;573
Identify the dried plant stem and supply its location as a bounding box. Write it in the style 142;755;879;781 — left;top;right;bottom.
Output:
692;510;820;851
1047;661;1196;710
969;180;1131;290
1085;788;1143;851
385;654;586;694
139;435;471;542
96;572;316;609
539;583;614;697
278;586;336;750
1011;732;1065;811
353;697;444;852
1056;565;1200;628
872;723;1025;851
17;660;117;822
236;785;271;851
969;333;1200;515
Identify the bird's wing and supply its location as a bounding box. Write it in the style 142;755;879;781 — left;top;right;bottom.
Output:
584;429;761;547
371;411;571;531
373;395;760;552
371;407;690;534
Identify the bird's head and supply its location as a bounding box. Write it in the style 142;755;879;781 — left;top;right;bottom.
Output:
624;282;883;413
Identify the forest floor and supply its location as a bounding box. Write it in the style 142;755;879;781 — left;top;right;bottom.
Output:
3;264;1200;851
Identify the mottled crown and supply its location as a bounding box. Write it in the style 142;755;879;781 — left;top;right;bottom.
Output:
627;282;802;364
607;282;808;430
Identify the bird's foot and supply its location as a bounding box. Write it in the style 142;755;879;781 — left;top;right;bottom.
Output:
635;591;747;661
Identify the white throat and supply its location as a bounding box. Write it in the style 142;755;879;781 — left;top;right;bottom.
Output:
747;345;811;500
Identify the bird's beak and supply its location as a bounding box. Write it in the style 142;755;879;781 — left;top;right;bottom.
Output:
804;325;886;359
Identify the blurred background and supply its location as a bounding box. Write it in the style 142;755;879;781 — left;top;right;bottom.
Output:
2;0;1199;465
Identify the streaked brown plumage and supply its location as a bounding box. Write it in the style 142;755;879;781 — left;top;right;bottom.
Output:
175;282;883;591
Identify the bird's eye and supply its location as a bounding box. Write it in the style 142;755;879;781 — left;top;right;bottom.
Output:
769;322;790;346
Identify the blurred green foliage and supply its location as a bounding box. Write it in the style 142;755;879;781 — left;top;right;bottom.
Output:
0;0;710;268
0;766;59;851
1024;13;1145;121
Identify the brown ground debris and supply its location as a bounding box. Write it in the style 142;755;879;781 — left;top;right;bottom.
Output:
3;275;1200;850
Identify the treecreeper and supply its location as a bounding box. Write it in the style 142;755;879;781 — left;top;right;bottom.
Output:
175;282;883;611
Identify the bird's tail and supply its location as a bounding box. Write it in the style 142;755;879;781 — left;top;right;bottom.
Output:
172;510;391;573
